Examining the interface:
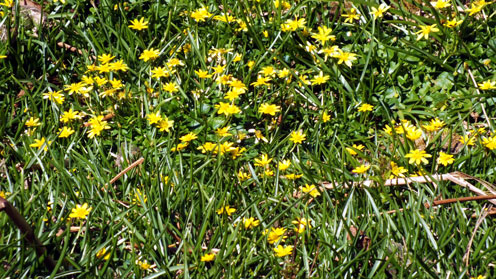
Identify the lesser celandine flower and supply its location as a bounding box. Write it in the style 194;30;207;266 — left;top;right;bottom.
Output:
301;184;320;197
87;115;110;138
128;17;149;30
30;137;51;152
190;7;212;22
158;117;174;132
430;0;450;9
215;102;241;116
390;162;408;178
273;245;293;257
259;103;280;116
405;149;432;165
201;253;215;262
459;135;475;146
478;80;496;90
179;132;197;142
278;159;291;171
311;26;335;44
58;127;75;138
292;217;312;234
242;217;260;229
358;103;373;112
137;260;153;270
254;154;272;167
322;111;331;122
139;48;160;62
25;117;41;127
335;50;357;67
69;203;92;219
482;136;496;150
342;8;361;23
267;227;287;244
216;205;236;216
96;247;111;260
370;3;390;19
310;71;330;85
415;24;439;40
352;164;370;174
289;130;306;144
346;144;365;155
437;152;454;166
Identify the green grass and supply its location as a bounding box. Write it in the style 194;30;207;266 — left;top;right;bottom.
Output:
1;0;496;277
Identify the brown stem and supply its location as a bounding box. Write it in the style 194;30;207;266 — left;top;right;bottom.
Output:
0;197;56;270
109;157;144;185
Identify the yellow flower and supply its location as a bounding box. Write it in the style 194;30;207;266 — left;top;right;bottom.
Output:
459;135;476;146
179;132;197;142
242;217;260;229
163;82;179;93
422;118;444;132
96;247;111;261
110;60;128;72
25;117;41;127
301;184;320;197
346;144;365;156
0;0;13;8
335;49;357;68
216;126;231;137
195;69;212;79
259;103;281;116
292;217;312;234
289;130;306;144
30;137;51;152
267;227;287;244
482;136;496;150
151;66;172;79
171;142;188;152
237;170;251;181
132;189;147;204
465;3;483;16
390;162;407;178
342;8;361;23
443;18;463;28
58;126;75;138
322;111;331;123
139;48;160;62
259;66;276;77
285;173;303;180
273;245;293;257
251;76;271;87
215;102;241;116
406;127;422;141
87;115;110;138
430;0;450;9
190;7;212;22
128;17;149;31
278;159;291;171
405;149;432;165
370;3;390;19
137;260;153;271
478;80;496;90
69;203;92;219
216;205;236;216
60;109;81;123
352;164;370;174
310;71;330;85
200;253;215;262
146;111;162;125
158;117;174;132
254;154;272;167
415;24;439;40
358;103;373;112
437;152;454;166
43;91;65;105
197;142;216;153
311;26;335;44
98;54;115;64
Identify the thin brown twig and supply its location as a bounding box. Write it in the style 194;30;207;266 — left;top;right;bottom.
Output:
108;157;144;185
0;197;56;270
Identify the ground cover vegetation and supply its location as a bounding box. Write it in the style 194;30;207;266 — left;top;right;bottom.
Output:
1;0;496;277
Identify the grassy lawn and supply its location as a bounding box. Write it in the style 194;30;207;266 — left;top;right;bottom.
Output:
1;0;496;277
